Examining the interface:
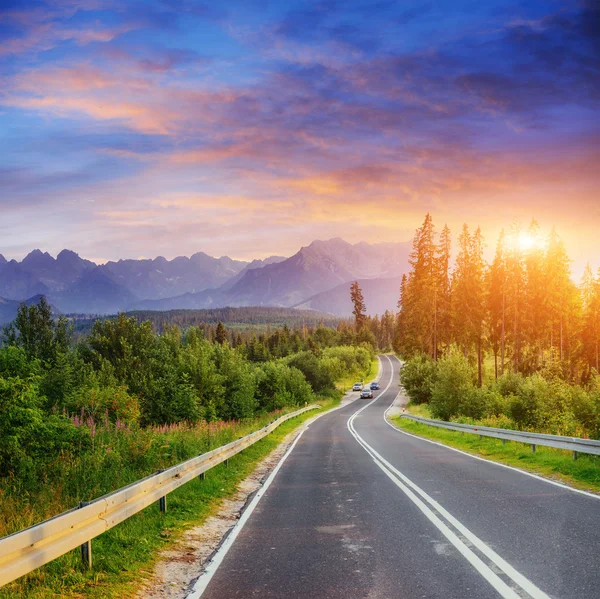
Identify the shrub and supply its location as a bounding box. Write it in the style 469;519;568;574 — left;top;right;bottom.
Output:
400;354;437;404
286;352;335;394
255;362;312;411
508;374;549;429
493;371;524;397
460;387;499;420
430;352;475;420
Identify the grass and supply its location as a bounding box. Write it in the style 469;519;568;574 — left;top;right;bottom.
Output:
336;357;380;392
0;396;341;599
390;414;600;494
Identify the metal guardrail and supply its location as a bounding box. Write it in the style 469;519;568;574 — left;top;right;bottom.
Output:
400;414;600;458
0;404;319;588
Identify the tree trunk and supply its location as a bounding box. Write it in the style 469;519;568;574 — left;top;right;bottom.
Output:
560;317;563;362
501;288;505;376
513;286;518;372
494;346;498;380
433;287;438;361
477;336;483;387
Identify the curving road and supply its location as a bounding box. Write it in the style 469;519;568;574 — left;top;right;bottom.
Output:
191;355;600;599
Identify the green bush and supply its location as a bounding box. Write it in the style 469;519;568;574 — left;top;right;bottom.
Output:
508;374;549;429
430;352;475;420
455;387;507;421
255;362;312;411
400;354;437;404
493;371;524;397
286;351;335;394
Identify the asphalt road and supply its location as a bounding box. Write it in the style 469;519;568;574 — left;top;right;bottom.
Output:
194;356;600;599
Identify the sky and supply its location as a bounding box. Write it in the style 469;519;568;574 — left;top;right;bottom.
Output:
0;0;598;275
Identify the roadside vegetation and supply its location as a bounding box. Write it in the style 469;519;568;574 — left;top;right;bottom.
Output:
400;352;600;438
394;213;600;437
391;415;600;494
390;213;600;490
0;403;340;599
0;298;375;597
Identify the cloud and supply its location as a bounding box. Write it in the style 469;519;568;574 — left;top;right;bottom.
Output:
0;0;598;268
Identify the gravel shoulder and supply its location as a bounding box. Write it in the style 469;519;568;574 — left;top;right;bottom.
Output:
135;397;357;599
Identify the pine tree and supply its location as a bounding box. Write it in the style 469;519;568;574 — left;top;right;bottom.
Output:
545;229;573;364
350;281;367;330
401;213;437;357
522;220;547;372
505;223;525;371
581;264;600;373
435;224;452;358
451;225;487;385
395;274;409;354
215;321;227;345
488;230;507;378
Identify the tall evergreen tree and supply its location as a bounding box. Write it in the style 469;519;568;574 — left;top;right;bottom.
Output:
350;281;367;330
451;225;486;385
522;220;547;372
435;224;452;359
581;264;600;373
488;230;507;378
401;213;437;357
215;321;227;345
505;224;525;371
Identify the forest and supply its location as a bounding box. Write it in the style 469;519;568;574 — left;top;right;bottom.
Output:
396;214;600;438
0;299;374;539
70;306;344;337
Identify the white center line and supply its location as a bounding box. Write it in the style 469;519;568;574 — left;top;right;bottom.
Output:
347;355;550;599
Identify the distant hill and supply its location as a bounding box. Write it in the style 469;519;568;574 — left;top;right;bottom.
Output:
0;239;410;316
294;277;401;317
0;250;286;314
0;296;20;326
0;294;61;326
134;239;410;314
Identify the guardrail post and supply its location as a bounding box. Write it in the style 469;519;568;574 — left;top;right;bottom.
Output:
502;439;506;445
199;471;205;480
157;470;167;513
532;444;536;453
224;459;229;468
573;451;578;461
78;502;92;570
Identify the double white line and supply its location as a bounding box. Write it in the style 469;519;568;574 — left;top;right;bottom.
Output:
347;356;550;599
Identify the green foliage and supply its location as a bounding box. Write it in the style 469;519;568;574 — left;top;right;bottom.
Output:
286;351;335;394
0;374;85;481
430;351;476;420
3;297;72;365
400;353;437;404
403;351;600;438
0;294;376;549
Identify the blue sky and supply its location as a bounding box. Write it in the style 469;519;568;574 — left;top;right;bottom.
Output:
0;0;598;273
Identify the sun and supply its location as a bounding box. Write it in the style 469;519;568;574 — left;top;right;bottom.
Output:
516;231;547;254
504;229;547;254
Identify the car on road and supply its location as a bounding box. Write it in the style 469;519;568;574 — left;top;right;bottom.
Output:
352;382;363;391
360;388;374;399
370;382;380;390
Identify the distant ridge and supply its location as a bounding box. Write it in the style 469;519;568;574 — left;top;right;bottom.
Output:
0;239;410;317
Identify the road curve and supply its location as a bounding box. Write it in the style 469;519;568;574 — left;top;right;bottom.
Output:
192;356;600;599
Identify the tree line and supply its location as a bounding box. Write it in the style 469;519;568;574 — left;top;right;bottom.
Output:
0;298;374;489
395;214;600;385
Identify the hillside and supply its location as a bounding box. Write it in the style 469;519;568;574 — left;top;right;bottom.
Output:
294;277;401;317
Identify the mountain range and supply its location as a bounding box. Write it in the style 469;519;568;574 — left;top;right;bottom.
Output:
0;239;410;323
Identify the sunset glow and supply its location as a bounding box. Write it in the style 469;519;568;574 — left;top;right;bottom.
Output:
0;1;598;275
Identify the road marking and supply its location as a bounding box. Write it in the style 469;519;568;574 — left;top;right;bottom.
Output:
348;356;550;599
382;358;600;501
187;389;364;598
